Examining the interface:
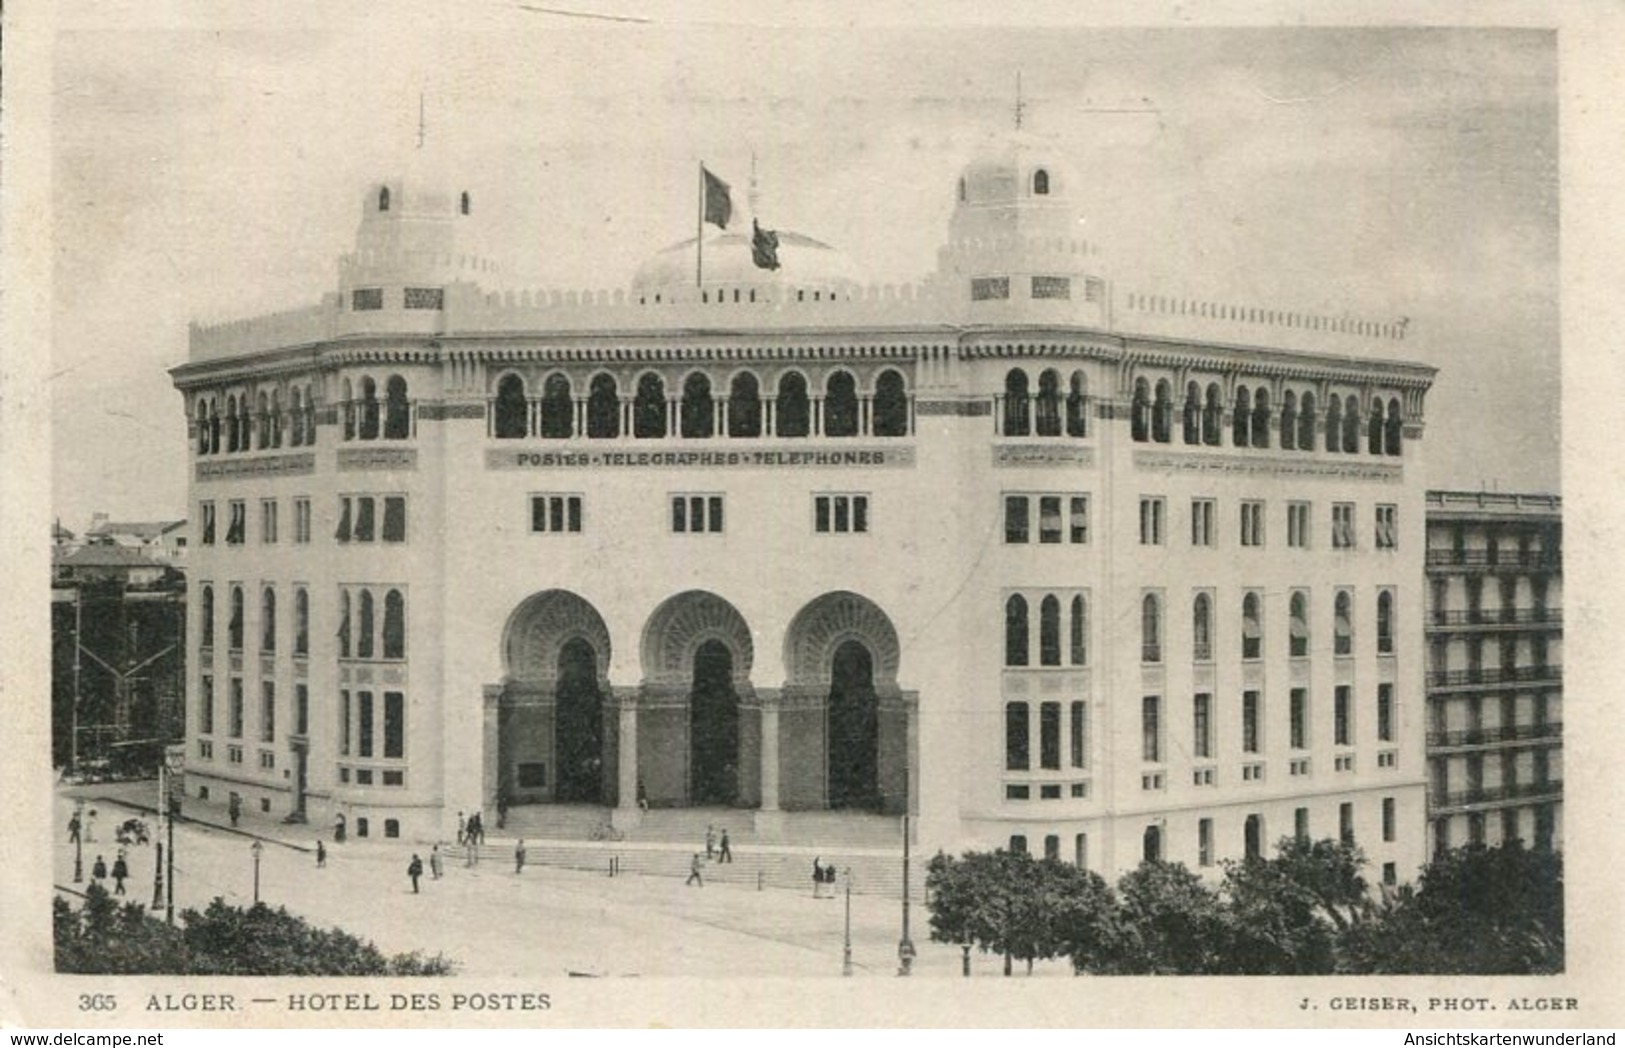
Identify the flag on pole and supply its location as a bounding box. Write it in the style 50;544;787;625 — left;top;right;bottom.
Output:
702;166;732;229
751;218;781;271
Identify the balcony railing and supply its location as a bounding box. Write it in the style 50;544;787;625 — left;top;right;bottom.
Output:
1427;722;1563;748
1425;549;1560;570
1433;781;1564;811
1427;665;1562;689
1428;607;1563;628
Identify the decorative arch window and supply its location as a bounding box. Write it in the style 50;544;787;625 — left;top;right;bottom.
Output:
777;372;810;437
1035;369;1062;436
729;372;763;438
200;585;215;648
873;369;908;438
494;374;528;439
1251;387;1271;449
587;374;619;439
1280;392;1298;451
1325;395;1343;453
1368;400;1385;455
1203;384;1223;446
1289;591;1309;657
1065;371;1088;438
633;373;666;438
1377;589;1394;655
378;186;390;211
1334;590;1353;656
288;389;303;448
197;398;212;455
1182;383;1202;445
294;588;309;657
1144;824;1163;863
1384;397;1403;456
302;384;316;446
1033;169;1050;195
1141;593;1162;664
1131;378;1151;443
208;398;222;455
384;375;410;439
239;397;252;451
1233;386;1252;447
357;590;375;659
1298;391;1317;450
359;378;381;440
384;590;406;659
338;590;352;658
1152;380;1174;443
226;394;240;453
1039;595;1062;666
1070;595;1087;665
824;371;859;437
1242;592;1262;660
228;586;244;651
1005;594;1030;667
1342;395;1360;453
681;372;715;438
1003;369;1031;437
261;587;277;653
540;374;573;438
1193;593;1212;662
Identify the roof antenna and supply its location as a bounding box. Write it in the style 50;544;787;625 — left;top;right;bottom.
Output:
1014;72;1025;130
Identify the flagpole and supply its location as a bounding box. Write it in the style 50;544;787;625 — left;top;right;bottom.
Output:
696;162;704;289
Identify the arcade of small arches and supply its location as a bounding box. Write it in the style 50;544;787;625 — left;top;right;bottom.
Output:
191;372;419;455
1126;377;1407;456
486;367;914;441
488;589;916;821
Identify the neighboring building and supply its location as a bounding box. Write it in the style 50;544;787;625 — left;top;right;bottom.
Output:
170;132;1435;881
1424;490;1562;854
83;514;189;562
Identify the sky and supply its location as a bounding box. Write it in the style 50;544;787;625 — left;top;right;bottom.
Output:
44;10;1559;530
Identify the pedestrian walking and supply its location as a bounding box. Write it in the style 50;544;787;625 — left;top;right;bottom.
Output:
687;852;705;887
514;839;527;874
407;853;423;893
812;857;824;898
91;854;107;884
315;840;326;868
67;812;81;844
469;811;484;846
456;811;466;846
705;825;716;861
718;829;732;863
110;854;129;895
430;844;443;880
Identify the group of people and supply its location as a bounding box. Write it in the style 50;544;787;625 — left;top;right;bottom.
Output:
704;825;733;863
87;849;133;895
811;858;842;898
456;811;488;848
404;844;445;892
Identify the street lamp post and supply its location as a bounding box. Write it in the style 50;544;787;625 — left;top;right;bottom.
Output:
842;868;854;977
251;840;264;904
152;762;166;911
898;813;915;976
164;748;180;924
72;798;85;884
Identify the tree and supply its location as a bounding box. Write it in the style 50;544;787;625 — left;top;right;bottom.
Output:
1111;861;1227;974
1221;837;1371;974
926;849;1113;975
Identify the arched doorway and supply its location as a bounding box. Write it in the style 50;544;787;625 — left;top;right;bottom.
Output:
554;638;605;803
827;640;880;810
689;640;740;806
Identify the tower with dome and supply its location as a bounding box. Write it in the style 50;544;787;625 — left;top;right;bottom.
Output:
172;129;1434;887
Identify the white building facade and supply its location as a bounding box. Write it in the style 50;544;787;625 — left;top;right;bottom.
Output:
172;134;1436;882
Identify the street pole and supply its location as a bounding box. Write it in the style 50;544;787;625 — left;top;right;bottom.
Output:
898;813;915;976
152;764;166;909
251;840;263;904
72;798;85;883
842;869;853;977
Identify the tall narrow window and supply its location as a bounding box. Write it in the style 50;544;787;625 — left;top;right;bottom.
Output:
1152;381;1173;443
1198;818;1214;867
359;378;380;440
384;376;411;439
1141;594;1162;664
200;585;215;648
1203;384;1223;446
1335;591;1354;655
1377;683;1394;743
338;591;351;658
1139;497;1165;546
1033;169;1050;195
261;681;276;743
358;691;374;758
1377;589;1395;654
1251;388;1271;449
1193;693;1212;759
1335;685;1352;746
778;373;810;437
1342;396;1360;452
1290;688;1308;749
1065;371;1088;437
1233;386;1251;447
1289;591;1309;657
382;496;406;543
383;590;405;659
633;373;667;438
1038;496;1062;544
261;587;276;653
587;374;619;439
1003;369;1030;436
1193;593;1213;662
1003;496;1030;544
873;370;908;437
1245;815;1263;860
1382;797;1396;842
384;691;405;759
1280;392;1298;451
1142;696;1162;762
357;590;375;659
1298;392;1317;450
1295;807;1310;843
1070;701;1086;768
534;374;570;439
354;496;375;542
200;674;215;735
1384;397;1403;455
1039;595;1061;666
1040;702;1061;770
294;588;308;656
229;586;244;651
494;374;528;439
1368;400;1384;454
1182;382;1201;444
681;372;714;438
1242;592;1262;660
1340;802;1355;845
1326;396;1343;452
1035;370;1061;436
1242;690;1261;753
1005;595;1029;667
1069;496;1089;543
1131;379;1151;442
1069;595;1087;666
1005;702;1029;770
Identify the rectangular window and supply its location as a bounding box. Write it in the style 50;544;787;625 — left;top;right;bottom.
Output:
296;684;309;736
340;690;351;757
1193;693;1212;759
382;496;407;542
1242;690;1261;754
1031;275;1071;299
384;691;405;759
201;502;217;545
1376;504;1398;550
335;496;352;542
815;494;870;534
260;681;275;743
1040;702;1061;770
294;498;312;544
1005;702;1029;771
1240;500;1265;547
531;495;584;534
1004;496;1030;543
1332;502;1356;549
971;277;1010;301
404;286;444;310
671;495;724;533
1382;797;1396;842
353;497;376;542
1287;501;1310;548
358;690;375;758
1340;802;1355;845
1069;497;1089;544
352;287;384;311
228;678;244;738
1139;497;1165;546
1038;496;1062;544
1290;688;1308;749
1070;701;1086;768
261;500;278;544
1142;696;1162;763
1191;498;1215;547
199;674;215;735
1295;807;1310;843
1198;818;1214;867
1377;683;1394;743
1335;685;1352;746
227;500;246;545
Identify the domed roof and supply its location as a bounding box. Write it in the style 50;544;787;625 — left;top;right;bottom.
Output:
632;227;866;293
955;129;1080;208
